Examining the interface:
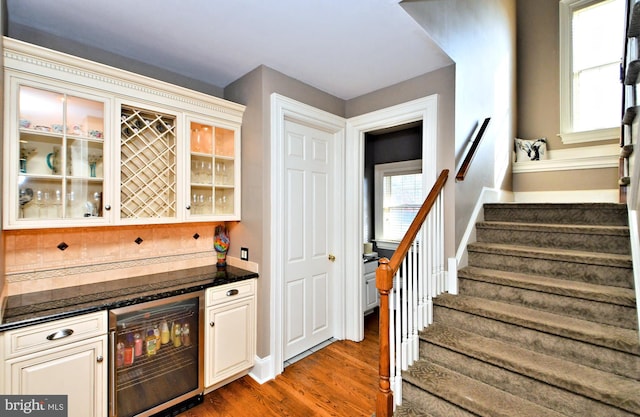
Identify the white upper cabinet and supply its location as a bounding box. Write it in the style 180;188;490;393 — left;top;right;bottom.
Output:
2;37;244;229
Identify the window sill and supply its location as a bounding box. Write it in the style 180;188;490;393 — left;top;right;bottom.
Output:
512;143;619;173
374;240;399;250
558;127;619;144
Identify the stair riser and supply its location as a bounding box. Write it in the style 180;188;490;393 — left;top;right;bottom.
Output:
476;227;631;255
419;343;637;417
483;204;629;226
468;250;633;288
433;305;640;380
458;278;638;329
402;382;476;417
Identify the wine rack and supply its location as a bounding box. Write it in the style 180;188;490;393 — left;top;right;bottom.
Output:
120;106;177;219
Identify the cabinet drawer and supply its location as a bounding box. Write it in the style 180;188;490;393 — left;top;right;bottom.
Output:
3;311;107;359
206;279;255;307
364;260;379;275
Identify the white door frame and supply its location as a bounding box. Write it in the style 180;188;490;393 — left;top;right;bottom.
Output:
343;95;439;341
270;93;346;377
268;94;438;378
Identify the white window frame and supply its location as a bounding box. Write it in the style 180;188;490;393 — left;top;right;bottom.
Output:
559;0;622;144
374;159;422;250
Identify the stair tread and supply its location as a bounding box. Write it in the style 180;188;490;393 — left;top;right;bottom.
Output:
435;293;640;355
478;220;630;235
393;399;436;417
404;360;566;417
468;241;632;267
421;323;640;413
458;266;637;307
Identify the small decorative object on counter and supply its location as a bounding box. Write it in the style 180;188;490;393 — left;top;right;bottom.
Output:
214;224;229;267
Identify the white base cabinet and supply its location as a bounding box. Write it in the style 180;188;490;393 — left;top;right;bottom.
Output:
364;261;379;313
204;279;256;390
1;311;108;417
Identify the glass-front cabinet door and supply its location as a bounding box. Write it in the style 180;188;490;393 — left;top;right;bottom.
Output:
187;118;240;220
7;83;109;227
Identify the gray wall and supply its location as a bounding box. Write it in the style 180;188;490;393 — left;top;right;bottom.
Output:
402;0;517;246
348;66;457;265
224;65;344;357
514;0;618;193
225;64;457;357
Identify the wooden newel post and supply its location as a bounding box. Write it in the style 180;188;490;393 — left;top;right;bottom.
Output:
376;257;394;417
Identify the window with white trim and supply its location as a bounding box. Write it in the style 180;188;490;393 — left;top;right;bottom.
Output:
559;0;624;144
374;160;422;249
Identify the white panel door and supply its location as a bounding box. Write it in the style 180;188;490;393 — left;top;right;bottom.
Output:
283;120;335;360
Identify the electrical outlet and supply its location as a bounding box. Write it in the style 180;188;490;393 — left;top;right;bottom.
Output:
240;247;249;261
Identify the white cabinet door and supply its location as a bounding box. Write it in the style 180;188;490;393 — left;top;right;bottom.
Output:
6;335;107;417
364;272;379;313
205;297;255;387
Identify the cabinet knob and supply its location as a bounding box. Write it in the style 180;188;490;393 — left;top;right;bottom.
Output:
186;205;191;210
104;205;111;211
210;322;215;327
96;355;104;363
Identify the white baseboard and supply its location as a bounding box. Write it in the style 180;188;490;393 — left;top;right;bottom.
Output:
513;189;619;203
248;354;275;384
447;258;458;295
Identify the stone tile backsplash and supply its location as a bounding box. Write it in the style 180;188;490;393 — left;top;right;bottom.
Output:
4;222;224;295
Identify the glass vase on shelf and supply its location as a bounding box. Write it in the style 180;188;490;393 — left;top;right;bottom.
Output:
88;153;102;178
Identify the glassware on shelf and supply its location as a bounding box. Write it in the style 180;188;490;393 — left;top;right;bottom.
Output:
19;146;36;174
215;161;228;185
201;127;212;154
88;153;102;178
191;128;201;153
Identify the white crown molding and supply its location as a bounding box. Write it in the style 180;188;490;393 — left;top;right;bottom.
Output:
3;37;245;122
512;143;619;173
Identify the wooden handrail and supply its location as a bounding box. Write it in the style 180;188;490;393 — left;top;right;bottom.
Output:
375;169;449;417
455;118;490;182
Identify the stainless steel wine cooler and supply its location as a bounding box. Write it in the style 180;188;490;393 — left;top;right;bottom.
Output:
108;292;204;417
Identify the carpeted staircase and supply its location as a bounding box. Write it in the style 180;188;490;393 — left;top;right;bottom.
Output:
395;203;640;417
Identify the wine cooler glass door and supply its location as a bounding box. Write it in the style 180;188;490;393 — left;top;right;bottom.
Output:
109;292;204;417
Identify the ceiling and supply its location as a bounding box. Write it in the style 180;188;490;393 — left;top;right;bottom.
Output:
5;0;453;100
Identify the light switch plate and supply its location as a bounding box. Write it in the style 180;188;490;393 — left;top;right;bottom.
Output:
240;247;249;261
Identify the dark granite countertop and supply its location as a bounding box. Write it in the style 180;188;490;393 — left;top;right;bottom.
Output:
0;264;258;332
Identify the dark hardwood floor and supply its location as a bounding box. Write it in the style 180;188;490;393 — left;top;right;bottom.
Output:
185;310;379;417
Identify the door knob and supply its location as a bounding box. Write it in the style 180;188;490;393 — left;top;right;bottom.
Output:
328;254;336;262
